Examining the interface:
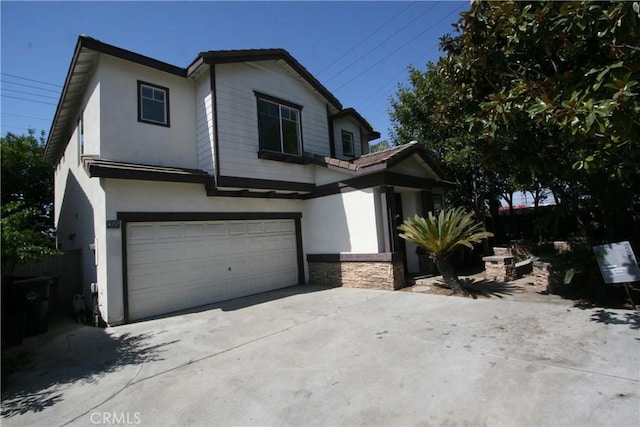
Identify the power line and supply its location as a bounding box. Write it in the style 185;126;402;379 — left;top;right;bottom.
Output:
1;72;63;88
334;5;464;91
1;80;61;94
358;50;435;114
2;112;51;122
3;88;60;100
317;1;416;76
1;94;58;106
324;2;441;84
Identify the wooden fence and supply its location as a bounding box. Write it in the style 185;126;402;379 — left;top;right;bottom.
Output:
11;250;83;315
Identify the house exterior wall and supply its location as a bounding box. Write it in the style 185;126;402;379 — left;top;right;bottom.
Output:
215;61;329;183
333;117;363;159
308;260;405;290
303;188;381;255
54;108;107;316
195;70;215;174
390;155;440;181
82;68;101;157
102;179;304;325
313;167;354;186
98;55;197;169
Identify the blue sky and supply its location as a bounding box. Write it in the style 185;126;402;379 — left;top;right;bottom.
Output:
1;1;467;144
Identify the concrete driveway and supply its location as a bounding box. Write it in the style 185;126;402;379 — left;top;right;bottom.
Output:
2;285;639;426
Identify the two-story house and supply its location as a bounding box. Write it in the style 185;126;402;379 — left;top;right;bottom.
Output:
45;35;451;325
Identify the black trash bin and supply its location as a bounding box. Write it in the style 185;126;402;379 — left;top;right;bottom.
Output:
12;276;52;336
1;278;28;346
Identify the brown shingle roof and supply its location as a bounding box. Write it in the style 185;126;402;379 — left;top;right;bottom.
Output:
84;157;211;184
312;141;450;182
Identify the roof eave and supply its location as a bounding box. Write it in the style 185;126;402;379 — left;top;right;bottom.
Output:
198;49;343;111
44;35;189;164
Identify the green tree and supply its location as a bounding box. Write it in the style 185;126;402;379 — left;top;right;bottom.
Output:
438;0;640;242
390;63;503;214
370;139;391;153
1;130;58;272
398;208;493;294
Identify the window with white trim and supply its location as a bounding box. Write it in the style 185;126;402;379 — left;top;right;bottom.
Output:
138;81;169;126
341;130;354;157
257;96;302;156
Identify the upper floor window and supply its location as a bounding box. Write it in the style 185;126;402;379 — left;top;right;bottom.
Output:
138;81;170;127
256;93;302;156
342;130;354;157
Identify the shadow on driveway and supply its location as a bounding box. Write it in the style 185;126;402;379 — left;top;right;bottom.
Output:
1;284;334;418
1;322;178;419
136;284;336;323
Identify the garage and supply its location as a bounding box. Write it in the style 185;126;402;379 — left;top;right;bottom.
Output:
124;218;300;321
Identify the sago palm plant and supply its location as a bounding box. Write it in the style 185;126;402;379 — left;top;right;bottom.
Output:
398;207;493;294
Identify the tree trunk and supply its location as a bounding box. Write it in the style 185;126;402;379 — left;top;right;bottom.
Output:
434;256;465;294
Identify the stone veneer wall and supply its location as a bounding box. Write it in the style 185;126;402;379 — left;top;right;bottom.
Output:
485;260;517;282
533;261;563;293
308;259;405;291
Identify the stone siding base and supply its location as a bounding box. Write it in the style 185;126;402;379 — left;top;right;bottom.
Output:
308;261;405;291
533;261;563;293
485;262;517;282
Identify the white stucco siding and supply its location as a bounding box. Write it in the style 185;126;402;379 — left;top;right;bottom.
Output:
313;166;353;186
303;189;380;254
333;117;363;159
98;55;197;169
102;179;304;325
195;71;215;174
215;61;330;183
54;123;107;320
82;67;101;157
390;154;441;180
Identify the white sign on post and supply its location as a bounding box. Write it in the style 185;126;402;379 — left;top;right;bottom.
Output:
592;241;640;284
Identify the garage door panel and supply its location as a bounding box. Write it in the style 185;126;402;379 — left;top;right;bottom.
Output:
247;237;265;254
127;218;299;321
206;223;228;236
263;221;280;233
183;223;207;238
279;236;296;250
279;220;294;233
246;221;264;234
228;222;246;235
227;239;246;255
207;241;229;257
128;224;158;241
130;288;187;320
154;224;183;239
246;257;265;275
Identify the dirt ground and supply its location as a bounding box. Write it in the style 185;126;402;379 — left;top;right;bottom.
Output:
402;271;640;310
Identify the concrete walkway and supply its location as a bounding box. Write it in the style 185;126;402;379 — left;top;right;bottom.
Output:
2;285;639;426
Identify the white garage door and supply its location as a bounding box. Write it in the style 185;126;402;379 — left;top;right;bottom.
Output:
126;219;298;321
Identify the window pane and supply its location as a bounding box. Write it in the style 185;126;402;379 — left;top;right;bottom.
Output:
154;89;165;102
143;99;166;123
258;112;281;152
282;119;300;155
342;132;354;156
141;86;153;98
258;100;269;114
